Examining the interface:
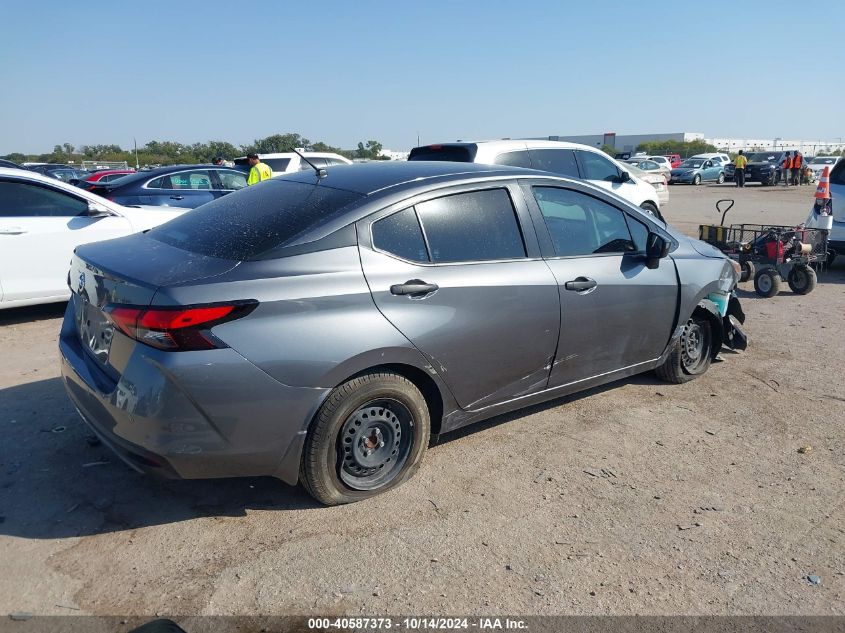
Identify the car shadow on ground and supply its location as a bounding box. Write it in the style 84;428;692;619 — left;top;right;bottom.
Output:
0;302;67;326
0;377;321;540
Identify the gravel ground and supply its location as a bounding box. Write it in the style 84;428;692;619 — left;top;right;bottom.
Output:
0;183;843;617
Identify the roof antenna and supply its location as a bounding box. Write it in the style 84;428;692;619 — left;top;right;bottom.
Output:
292;148;327;179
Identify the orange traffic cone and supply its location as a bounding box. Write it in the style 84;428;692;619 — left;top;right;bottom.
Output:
815;166;830;199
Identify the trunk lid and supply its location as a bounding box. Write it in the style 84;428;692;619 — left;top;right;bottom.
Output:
69;232;239;375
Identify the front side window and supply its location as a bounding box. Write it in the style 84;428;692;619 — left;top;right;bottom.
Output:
576;150;620;182
529;149;579;178
216;170;247;190
533;187;635;257
372;207;429;263
0;180;88;217
415;189;526;263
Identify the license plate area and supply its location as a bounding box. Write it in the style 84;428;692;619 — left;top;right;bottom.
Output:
75;293;115;365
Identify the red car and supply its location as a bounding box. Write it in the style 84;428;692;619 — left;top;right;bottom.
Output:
663;154;682;168
74;169;136;190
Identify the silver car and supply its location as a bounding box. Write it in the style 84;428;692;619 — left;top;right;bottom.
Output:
59;162;746;505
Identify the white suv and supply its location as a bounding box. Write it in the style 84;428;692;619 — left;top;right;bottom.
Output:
233;151;351;176
409;140;664;218
690;153;731;166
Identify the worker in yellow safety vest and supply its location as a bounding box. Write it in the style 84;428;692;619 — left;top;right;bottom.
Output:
733;150;748;188
246;153;272;185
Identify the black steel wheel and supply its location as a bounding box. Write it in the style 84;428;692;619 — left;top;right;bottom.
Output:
655;315;713;384
787;264;817;295
300;372;430;505
739;260;755;283
753;268;781;298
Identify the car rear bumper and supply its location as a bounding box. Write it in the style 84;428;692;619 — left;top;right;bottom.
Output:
59;302;329;484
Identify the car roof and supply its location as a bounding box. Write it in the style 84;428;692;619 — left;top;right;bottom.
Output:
279;160;543;195
97;164;238;187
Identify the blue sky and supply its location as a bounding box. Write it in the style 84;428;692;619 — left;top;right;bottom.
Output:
1;0;842;154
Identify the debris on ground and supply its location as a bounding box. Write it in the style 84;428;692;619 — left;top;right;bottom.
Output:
9;613;33;621
678;523;703;531
807;574;821;585
50;425;66;434
798;446;813;454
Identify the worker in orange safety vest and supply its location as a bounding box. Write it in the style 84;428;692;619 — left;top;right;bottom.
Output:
781;151;793;187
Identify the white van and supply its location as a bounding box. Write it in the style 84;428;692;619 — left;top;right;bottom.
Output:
233;151;351;177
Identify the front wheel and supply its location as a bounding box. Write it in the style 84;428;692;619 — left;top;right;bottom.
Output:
655;316;713;384
300;372;430;505
754;268;781;297
693;174;702;186
640;201;659;217
787;264;817;294
739;260;755;283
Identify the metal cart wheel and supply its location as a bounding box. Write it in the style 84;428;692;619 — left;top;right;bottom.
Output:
740;260;755;283
754;268;781;298
787;264;817;295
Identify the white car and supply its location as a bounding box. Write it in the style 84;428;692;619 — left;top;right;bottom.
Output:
808;155;842;181
690;153;731;166
624;162;669;207
232;151;351;176
409;140;664;218
0;168;185;309
828;159;845;264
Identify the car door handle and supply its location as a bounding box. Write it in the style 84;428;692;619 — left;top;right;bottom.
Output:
0;227;27;235
564;277;597;292
390;280;439;296
169;195;184;200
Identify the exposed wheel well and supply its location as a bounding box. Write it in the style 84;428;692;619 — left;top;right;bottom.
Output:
346;363;445;436
691;305;723;360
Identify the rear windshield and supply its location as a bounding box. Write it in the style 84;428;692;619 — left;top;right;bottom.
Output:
408;146;475;162
148;180;363;260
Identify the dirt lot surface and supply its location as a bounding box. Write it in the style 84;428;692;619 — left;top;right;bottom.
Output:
1;183;843;617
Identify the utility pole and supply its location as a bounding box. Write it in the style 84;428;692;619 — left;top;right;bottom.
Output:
133;138;140;170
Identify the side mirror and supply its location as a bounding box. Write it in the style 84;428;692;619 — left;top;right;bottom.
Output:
618;170;631;183
645;232;670;269
85;201;113;218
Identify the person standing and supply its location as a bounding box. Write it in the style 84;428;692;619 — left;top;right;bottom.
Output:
734;150;747;188
212;156;225;166
246;153;272;185
781;151;793;186
792;150;802;186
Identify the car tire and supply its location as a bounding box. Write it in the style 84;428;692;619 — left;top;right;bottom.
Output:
655;315;713;384
787;264;817;294
740;260;755;283
717;173;725;184
753;268;781;298
827;249;837;267
300;371;430;506
693;174;702;185
640;201;659;217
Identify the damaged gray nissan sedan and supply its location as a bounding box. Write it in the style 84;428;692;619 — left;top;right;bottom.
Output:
59;161;747;505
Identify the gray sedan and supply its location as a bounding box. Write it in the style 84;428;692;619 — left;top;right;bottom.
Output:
59;162;746;505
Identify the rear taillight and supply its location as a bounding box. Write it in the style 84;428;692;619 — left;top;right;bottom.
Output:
104;302;257;351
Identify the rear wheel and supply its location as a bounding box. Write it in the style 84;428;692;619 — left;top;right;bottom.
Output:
787;264;817;294
717;173;725;184
300;372;430;505
754;268;781;297
739;260;755;283
655;315;713;384
693;174;702;186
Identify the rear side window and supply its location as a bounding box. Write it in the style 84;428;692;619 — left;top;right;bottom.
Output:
529;149;580;178
830;160;845;186
408;146;475;162
415;189;525;263
494;151;532;169
576;150;620;182
372;207;429;262
148;181;363;260
533;187;635;257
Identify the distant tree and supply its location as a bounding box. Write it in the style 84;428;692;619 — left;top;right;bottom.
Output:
354;140;385;160
600;144;616;156
2;152;27;163
243;133;311;155
636;139;718;158
63;143;75;155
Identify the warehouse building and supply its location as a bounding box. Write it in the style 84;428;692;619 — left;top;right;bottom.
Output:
525;132;845;155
